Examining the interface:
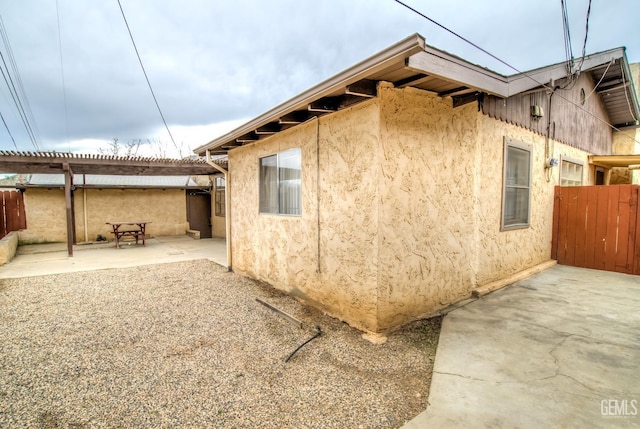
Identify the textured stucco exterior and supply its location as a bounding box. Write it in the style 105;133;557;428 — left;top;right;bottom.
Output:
229;83;606;333
19;188;189;244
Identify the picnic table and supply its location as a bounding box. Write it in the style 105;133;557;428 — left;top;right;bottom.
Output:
106;221;150;249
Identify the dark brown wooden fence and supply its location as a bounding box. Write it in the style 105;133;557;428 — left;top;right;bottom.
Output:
552;185;640;275
0;190;26;239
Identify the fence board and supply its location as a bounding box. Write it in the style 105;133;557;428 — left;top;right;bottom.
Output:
565;187;579;266
0;190;26;239
552;185;639;275
604;186;621;272
616;185;632;273
584;187;599;269
573;186;589;268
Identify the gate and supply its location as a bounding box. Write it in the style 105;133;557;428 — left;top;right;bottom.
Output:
0;190;27;239
186;191;212;239
551;185;640;275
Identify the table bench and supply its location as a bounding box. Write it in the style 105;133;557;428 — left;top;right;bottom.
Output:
106;222;150;249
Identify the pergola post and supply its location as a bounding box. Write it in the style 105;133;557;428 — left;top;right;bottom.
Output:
63;163;74;257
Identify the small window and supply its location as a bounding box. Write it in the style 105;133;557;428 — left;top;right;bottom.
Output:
502;138;532;230
215;176;225;217
560;157;584;186
259;148;301;216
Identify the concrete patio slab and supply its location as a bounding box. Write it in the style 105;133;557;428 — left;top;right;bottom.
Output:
403;264;640;428
0;235;227;278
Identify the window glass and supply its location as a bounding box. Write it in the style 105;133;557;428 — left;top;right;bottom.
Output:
278;149;301;215
502;140;531;229
259;149;301;215
560;159;583;186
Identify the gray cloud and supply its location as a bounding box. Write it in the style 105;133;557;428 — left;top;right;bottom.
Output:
0;0;637;154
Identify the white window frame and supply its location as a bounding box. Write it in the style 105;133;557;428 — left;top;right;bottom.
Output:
501;137;532;231
259;148;302;216
559;156;584;186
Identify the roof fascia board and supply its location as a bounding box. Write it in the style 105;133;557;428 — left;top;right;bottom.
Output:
506;48;626;96
194;34;426;154
620;48;640;122
405;48;509;97
589;154;640;168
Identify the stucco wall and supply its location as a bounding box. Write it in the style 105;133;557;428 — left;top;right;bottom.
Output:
230;100;382;331
19;188;189;243
473;115;593;287
376;84;478;328
229;82;604;333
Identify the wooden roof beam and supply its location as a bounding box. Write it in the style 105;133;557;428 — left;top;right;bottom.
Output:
308;97;340;113
438;86;471;97
279;111;313;124
394;73;430;88
345;79;377;98
255;123;281;135
221;142;243;149
236;132;258;143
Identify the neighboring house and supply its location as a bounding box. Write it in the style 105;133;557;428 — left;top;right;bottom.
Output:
195;34;640;334
16;174;222;243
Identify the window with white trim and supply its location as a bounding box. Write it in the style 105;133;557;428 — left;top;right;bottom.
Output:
560;157;584;186
502;138;532;230
259;148;301;215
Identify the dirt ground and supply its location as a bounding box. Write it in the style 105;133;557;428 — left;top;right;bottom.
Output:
0;260;441;428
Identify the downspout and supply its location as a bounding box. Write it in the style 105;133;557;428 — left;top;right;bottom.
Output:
206;149;232;271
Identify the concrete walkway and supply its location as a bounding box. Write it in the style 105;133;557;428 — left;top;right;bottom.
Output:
403;264;640;428
0;235;227;278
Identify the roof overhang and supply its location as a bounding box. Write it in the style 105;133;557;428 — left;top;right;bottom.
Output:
194;33;640;156
0;151;224;176
589;154;640;168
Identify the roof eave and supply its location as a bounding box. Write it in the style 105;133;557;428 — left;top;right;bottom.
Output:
194;33;426;155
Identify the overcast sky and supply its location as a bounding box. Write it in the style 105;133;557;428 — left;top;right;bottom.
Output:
0;0;638;158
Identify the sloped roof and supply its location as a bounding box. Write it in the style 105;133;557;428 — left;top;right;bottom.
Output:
194;33;639;156
19;174;206;189
0;151;225;176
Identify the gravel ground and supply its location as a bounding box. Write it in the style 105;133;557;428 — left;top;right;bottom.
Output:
0;260;441;428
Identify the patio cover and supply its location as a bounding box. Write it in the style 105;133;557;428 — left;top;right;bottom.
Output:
0;151;224;256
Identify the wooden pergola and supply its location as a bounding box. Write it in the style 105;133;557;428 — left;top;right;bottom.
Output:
0;151;224;256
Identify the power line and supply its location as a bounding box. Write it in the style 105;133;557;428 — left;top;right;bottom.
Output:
392;0;640;145
116;0;179;156
0;17;40;151
0;110;18;150
0;16;42;150
0;52;39;150
576;0;592;72
561;0;574;71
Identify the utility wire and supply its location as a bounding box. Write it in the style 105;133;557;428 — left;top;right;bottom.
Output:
392;0;640;145
116;0;179;156
0;15;42;150
0;52;39;150
561;0;573;71
0;110;18;150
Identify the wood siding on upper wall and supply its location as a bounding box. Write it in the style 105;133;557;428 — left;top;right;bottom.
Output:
482;73;612;155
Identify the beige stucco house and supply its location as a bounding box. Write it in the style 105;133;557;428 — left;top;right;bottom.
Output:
195;34;640;334
16;174;220;244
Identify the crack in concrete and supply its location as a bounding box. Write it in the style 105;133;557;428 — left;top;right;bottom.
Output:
433;371;489;383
